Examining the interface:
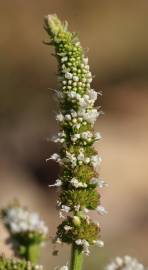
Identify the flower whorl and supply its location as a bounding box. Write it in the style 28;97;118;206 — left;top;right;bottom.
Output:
44;14;107;255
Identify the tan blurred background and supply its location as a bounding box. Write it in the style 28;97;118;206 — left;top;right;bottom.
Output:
0;0;148;269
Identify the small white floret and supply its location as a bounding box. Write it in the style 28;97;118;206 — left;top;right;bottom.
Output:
96;206;108;215
95;240;104;247
56;114;64;122
48;179;62;187
64;225;72;231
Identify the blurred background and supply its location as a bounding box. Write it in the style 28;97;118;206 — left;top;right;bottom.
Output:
0;0;148;269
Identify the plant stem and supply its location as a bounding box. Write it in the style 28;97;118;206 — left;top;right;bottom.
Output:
70;244;83;270
26;244;40;263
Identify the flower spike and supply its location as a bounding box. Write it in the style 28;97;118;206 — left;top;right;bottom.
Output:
44;14;107;270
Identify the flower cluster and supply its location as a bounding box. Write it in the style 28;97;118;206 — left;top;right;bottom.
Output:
0;256;43;270
1;203;48;261
105;256;147;270
44;14;107;256
1;206;48;237
49;148;102;169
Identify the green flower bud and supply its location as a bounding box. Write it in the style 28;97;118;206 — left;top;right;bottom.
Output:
72;216;81;226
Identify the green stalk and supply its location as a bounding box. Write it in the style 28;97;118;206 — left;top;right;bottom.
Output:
26;244;40;263
70;244;83;270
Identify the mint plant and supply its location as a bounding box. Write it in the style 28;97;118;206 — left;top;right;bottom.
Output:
0;13;146;270
44;14;107;270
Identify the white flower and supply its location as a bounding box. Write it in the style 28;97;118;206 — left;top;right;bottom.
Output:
71;133;81;142
75;239;82;245
48;179;62;187
98;179;108;188
65;151;77;167
10;222;20;233
83;58;88;64
65;72;73;80
81;131;93;140
95;240;104;247
87;78;92;83
115;257;123;266
96;205;108;215
64;225;72;231
82;240;90;256
91;155;102;168
61;56;68;62
88;89;97;101
61;205;71;213
67;91;77;99
90;178;108;188
56;113;64;122
57;200;61;207
84;157;90;164
65;114;72;121
3;207;48;237
83;109;99;124
105;256;146;270
75;239;90;255
85;65;89;70
56;237;62;244
90;177;98;185
70;178;87;188
59;211;65;219
46;153;61;163
70;178;80;188
79;95;92;108
59;205;71;218
52;131;66;144
95;132;102;140
50;153;60;161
